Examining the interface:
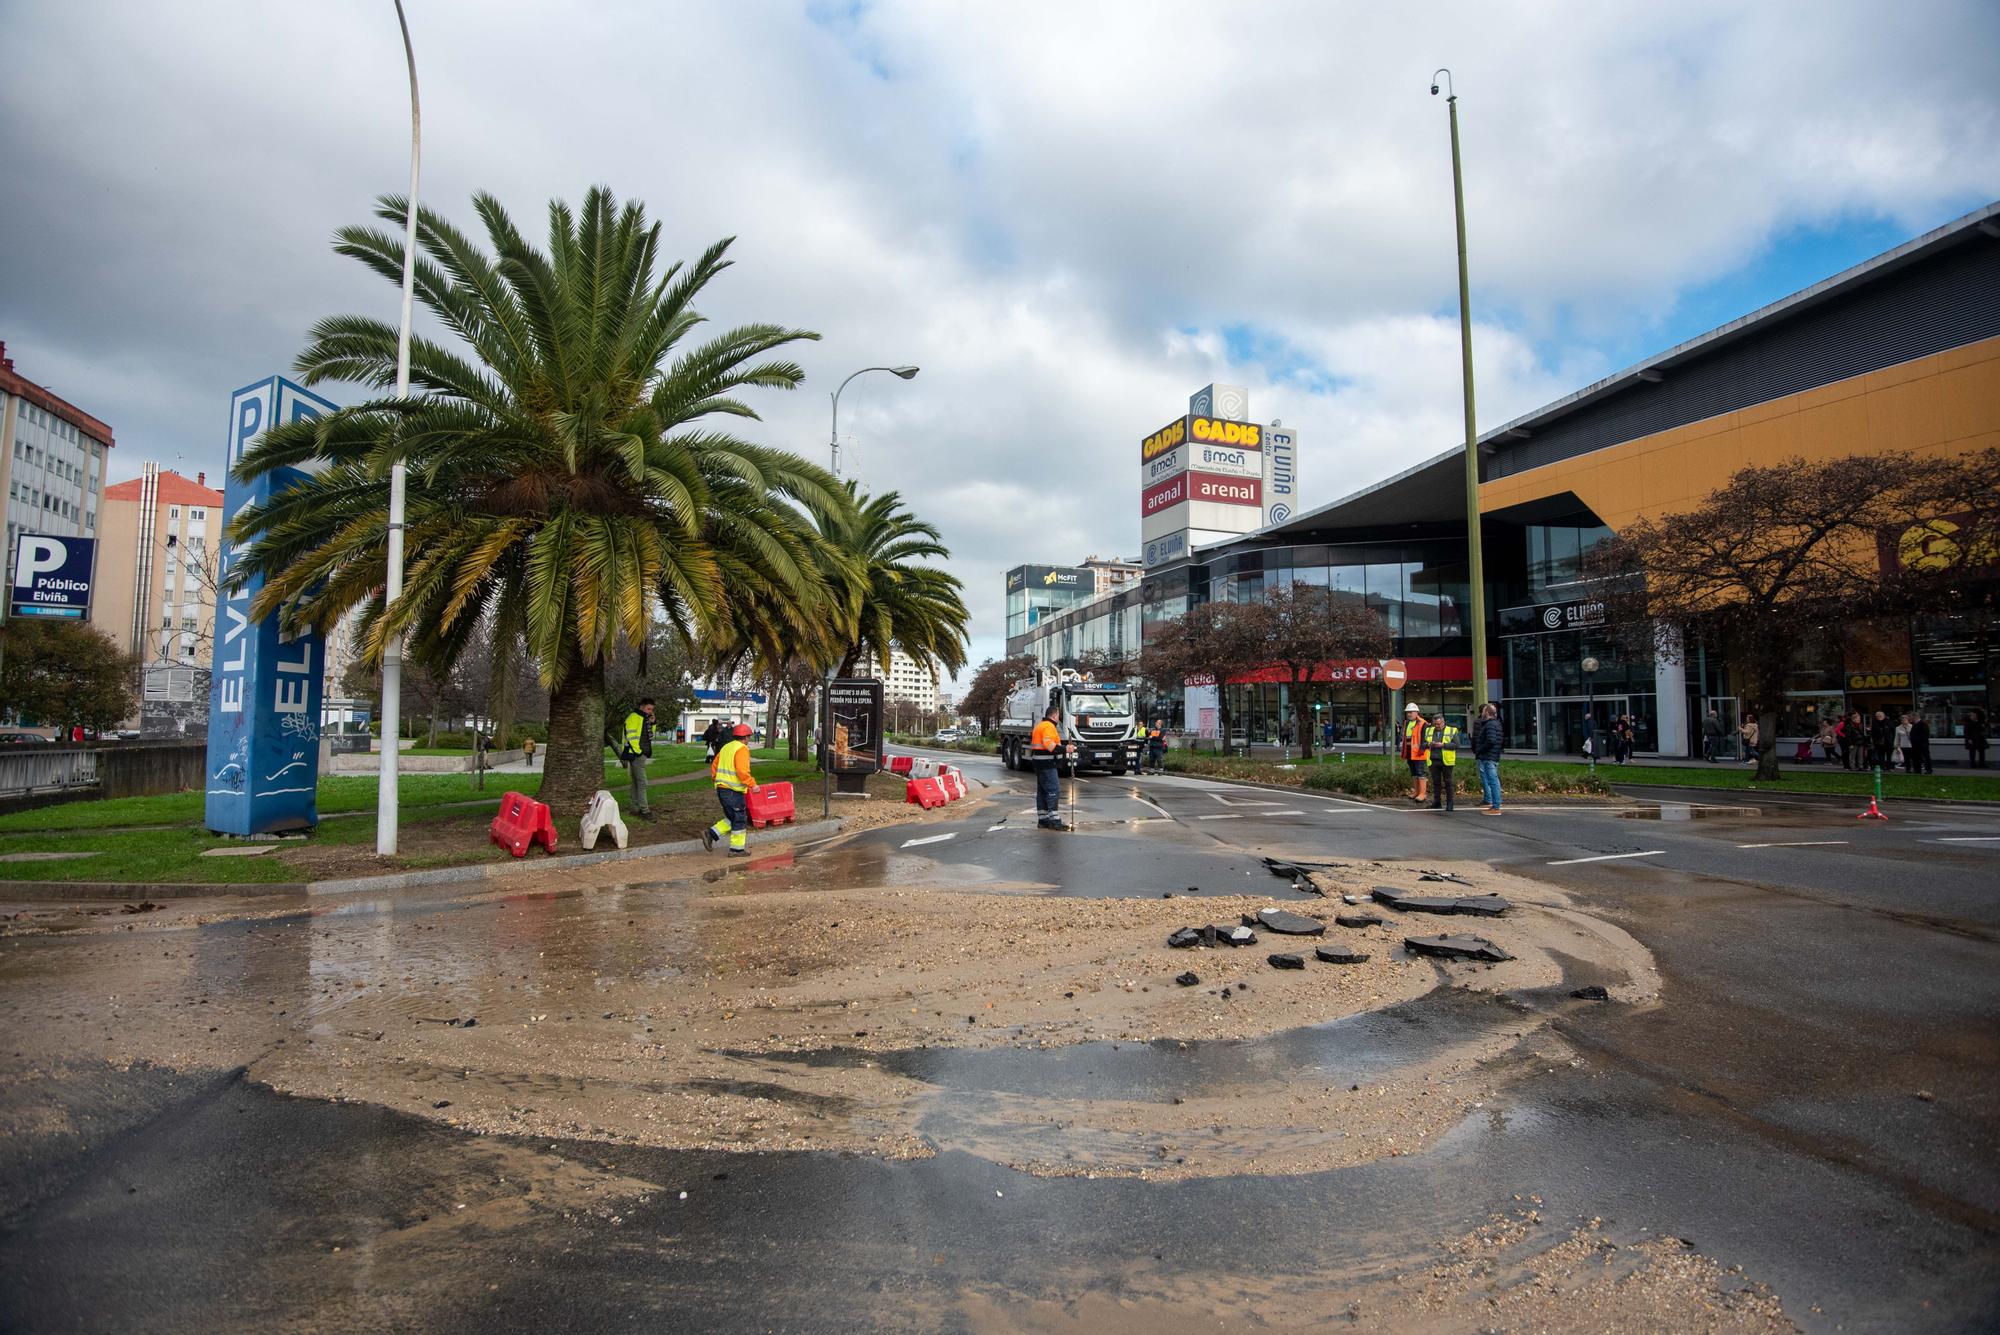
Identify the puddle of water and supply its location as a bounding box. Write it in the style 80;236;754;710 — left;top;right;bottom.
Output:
1618;803;1759;820
743;989;1528;1105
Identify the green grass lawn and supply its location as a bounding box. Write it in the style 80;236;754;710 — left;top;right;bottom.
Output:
0;751;826;886
1588;761;2000;802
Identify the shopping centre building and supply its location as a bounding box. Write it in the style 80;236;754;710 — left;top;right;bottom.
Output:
1015;202;2000;759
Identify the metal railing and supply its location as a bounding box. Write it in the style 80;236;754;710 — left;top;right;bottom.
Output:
0;746;100;798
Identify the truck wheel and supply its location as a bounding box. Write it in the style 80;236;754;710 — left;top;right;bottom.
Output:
1002;739;1018;771
1112;759;1127;776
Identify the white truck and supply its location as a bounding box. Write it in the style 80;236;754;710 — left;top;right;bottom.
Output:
997;667;1144;775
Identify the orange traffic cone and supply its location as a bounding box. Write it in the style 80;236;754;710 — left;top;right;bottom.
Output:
1857;796;1887;821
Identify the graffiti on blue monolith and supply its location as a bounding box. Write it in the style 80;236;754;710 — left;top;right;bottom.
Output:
204;377;338;835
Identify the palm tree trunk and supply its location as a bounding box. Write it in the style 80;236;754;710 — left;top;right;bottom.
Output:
542;659;609;816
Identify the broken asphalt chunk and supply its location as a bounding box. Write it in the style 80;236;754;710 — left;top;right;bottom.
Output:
1418;870;1473;885
1267;952;1306;970
1256;908;1327;936
1371;887;1512;917
1167;928;1202;949
1404;934;1513;963
1336;912;1386;928
1175;971;1200;987
1217;925;1256;946
1315;944;1370;965
1569;985;1610;1001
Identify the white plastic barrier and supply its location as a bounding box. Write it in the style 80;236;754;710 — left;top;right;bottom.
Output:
580;789;628;851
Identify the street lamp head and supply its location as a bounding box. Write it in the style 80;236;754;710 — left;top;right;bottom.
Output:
1581;656;1601;675
1431;68;1453;98
891;366;919;379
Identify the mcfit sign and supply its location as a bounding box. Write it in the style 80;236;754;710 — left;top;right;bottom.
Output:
204;376;337;836
1138;385;1301;567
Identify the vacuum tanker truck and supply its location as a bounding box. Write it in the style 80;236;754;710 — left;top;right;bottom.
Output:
996;667;1143;775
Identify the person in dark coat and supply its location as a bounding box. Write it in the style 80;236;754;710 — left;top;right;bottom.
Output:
701;718;724;764
1702;708;1725;763
1910;713;1934;775
1868;710;1895;770
1471;702;1505;814
1966;711;1989;769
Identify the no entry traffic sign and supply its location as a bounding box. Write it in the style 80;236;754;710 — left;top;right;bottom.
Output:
1380;658;1408;691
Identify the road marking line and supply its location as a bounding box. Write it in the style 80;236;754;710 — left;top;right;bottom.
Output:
1266;809;1306;816
1935;836;2000;842
1737;840;1850;848
987;824;1007;832
901;833;957;848
1133;797;1171;818
1546;850;1665;866
1198;814;1244;821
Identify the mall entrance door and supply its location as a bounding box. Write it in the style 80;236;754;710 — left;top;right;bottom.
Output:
1538;696;1628;757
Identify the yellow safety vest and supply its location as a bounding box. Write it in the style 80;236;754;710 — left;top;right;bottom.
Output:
622;710;649;759
1426;724;1460;766
712;739;753;792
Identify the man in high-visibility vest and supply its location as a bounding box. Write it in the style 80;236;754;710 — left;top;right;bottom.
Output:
1030;704;1073;831
1146;718;1166;774
1401;702;1430;805
704;722;755;856
619;698;656;819
1425;712;1461;813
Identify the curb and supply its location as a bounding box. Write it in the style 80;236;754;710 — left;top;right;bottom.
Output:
0;818;847;904
1156;768;1632;809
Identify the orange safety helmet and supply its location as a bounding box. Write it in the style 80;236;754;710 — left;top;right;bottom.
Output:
732;723;752;738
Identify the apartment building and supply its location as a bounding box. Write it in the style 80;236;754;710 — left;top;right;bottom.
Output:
96;465;223;733
0;341;112;588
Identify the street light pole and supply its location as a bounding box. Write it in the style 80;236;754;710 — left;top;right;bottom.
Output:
821;364;918;818
377;0;422;856
1433;70;1489;713
828;365;918;480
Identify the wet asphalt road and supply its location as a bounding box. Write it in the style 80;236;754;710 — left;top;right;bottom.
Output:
4;748;1998;1331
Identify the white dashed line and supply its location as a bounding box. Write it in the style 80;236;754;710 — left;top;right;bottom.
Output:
901;833;957;848
987;824;1007;832
1265;810;1307;816
1198;814;1244;821
1546;850;1665;866
1736;840;1850;848
1935;835;2000;842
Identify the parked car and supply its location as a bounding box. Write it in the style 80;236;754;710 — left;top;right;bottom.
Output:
932;728;963;743
0;730;54;746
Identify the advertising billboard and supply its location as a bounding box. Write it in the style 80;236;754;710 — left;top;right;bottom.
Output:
1142;446;1188;487
204;376;338;836
8;533;96;619
1010;564;1091;593
1187;473;1261;507
1188;416;1262;449
1188;441;1260;479
1139;416;1188;463
1263;425;1298;526
825;677;885;777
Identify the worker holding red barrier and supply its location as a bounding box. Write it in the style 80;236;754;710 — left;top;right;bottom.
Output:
703;723;755;856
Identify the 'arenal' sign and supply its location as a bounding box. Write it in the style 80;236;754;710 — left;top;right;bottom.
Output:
204;377;337;835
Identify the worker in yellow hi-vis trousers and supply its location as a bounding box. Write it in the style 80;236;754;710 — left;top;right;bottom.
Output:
704;723;755;856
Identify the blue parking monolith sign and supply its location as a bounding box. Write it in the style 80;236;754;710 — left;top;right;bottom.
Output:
204;377;338;835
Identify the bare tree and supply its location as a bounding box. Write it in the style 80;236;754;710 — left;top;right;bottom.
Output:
1591;452;1935;779
1252;583;1394;759
961;654;1038;735
1136;601;1266;755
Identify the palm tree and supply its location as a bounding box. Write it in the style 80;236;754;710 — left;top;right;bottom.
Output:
820;483;970;681
230;187;843;814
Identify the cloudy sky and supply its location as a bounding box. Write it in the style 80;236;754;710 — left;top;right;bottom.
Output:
4;1;1997;685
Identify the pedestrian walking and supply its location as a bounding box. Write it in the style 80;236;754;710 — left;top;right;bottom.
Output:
1838;711;1863;771
1702;707;1725;763
1910;712;1934;775
1425;712;1460;813
701;718;723;765
1739;713;1759;765
1581;711;1597;761
1401;703;1430;804
702;722;755;856
1472;701;1504;815
1868;710;1894;770
522;734;537;767
1894;713;1914;772
1146;718;1166;774
1030;705;1072;830
1967;710;1989;768
619;697;656;819
1815;717;1838;764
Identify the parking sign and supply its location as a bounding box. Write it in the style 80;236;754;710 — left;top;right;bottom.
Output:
9;533;96;619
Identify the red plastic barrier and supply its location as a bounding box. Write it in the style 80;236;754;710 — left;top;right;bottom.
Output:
938;770;966;801
904;777;948;809
746;780;797;828
887;755;915;775
490;790;558;857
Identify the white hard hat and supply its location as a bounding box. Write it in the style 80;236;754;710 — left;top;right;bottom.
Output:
1404;703;1421;713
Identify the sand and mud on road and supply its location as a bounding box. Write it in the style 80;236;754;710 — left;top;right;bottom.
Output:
3;838;1656;1184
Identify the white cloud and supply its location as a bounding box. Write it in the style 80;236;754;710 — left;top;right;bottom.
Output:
2;0;1994;686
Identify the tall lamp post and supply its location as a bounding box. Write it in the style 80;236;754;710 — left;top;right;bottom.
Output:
821;364;919;818
1432;70;1489;713
1582;655;1600;773
378;0;422;855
